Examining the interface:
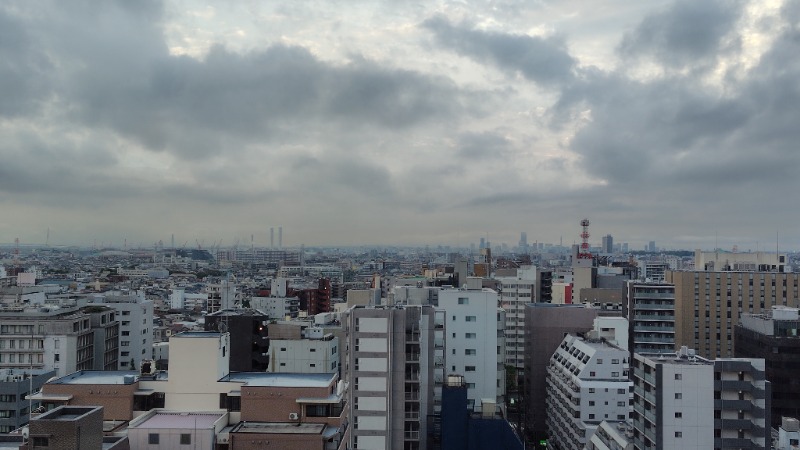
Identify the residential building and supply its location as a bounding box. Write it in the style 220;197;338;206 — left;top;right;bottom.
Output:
585;420;634;450
0;306;94;378
251;296;300;320
269;330;339;374
127;411;227;449
204;308;270;372
546;333;631;450
776;417;800;450
343;305;445;450
631;348;769;450
439;287;505;409
82;306;119;371
523;303;599;443
0;369;55;433
88;294;153;370
624;281;675;356
735;306;800;428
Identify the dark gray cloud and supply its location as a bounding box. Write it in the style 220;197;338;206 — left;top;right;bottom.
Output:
422;15;576;85
618;0;745;69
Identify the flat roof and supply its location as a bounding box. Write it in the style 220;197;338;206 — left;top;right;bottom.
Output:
173;331;221;338
222;372;335;388
51;371;139;385
131;412;224;430
233;422;326;435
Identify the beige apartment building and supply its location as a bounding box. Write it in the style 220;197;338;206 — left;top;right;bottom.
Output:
667;270;800;358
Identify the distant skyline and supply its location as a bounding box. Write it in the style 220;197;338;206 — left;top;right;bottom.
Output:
1;1;799;250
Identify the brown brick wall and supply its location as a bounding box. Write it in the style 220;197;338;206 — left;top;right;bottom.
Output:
240;386;331;422
229;432;324;450
43;383;137;421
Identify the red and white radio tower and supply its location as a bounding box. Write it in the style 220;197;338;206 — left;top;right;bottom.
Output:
578;219;592;259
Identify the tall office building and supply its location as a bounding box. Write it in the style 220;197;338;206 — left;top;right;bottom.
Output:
343;305;445;450
735;306;800;428
625;281;675;355
438;287;505;410
601;235;614;254
523;303;599;443
546;333;631;450
668;269;800;358
498;267;540;374
631;348;769;450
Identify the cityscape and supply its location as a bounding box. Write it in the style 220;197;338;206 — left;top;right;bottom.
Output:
2;0;800;449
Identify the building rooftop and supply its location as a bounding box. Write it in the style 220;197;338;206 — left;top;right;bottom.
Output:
36;406;101;421
222;372;335;388
50;370;139;385
131;412;224;429
173;331;222;338
232;422;326;435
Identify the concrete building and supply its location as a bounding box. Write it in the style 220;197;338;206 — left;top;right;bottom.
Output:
776;417;800;450
546;334;631;450
631;349;770;450
624;282;675;356
24;406;105;450
497;268;537;374
343;305;445;450
206;280;237;313
523;303;599;443
602;235;614;255
127;410;227;450
0;306;94;378
0;369;55;433
439;287;505;409
735;306;800;428
695;250;787;272
585;420;634;450
269;331;339;374
250;296;300;320
88;294;153;370
204;308;270;372
82;306;119;371
668;270;800;358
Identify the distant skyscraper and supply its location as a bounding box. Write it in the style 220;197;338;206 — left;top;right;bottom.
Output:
519;232;528;251
602;234;614;254
479;237;486;249
648;241;656;252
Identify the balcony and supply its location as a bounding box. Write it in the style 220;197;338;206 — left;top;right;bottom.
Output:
715;418;753;430
715;399;752;411
715;380;754;392
405;371;420;382
405;392;420;401
406;331;420;343
634;314;675;321
405;411;420;420
404;430;420;440
406;353;420;362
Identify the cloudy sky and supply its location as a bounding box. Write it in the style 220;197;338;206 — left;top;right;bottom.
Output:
1;0;798;250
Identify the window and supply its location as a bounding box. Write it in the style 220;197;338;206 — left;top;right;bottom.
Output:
465;316;477;322
588;388;595;393
597;359;603;364
465;349;477;355
180;434;191;445
458;297;469;305
589;371;596;377
675;412;682;418
675;393;682;399
588;401;595;406
465;333;476;339
588;414;595;419
611;372;619;377
465;366;476;372
675;432;682;438
617;401;626;407
148;433;160;444
611;359;620;364
280;347;287;351
32;437;49;447
121;331;130;336
675;373;682;380
54;354;60;362
618;389;626;394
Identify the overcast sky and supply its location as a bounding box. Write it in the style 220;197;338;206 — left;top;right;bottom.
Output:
1;0;798;250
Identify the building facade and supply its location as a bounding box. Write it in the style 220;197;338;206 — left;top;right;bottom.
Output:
668;270;800;358
88;294;153;370
344;305;445;450
625;282;675;356
204;308;270;372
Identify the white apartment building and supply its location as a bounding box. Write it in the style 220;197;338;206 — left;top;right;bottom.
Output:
631;348;769;450
89;293;153;370
438;287;505;409
250;296;300;319
546;334;631;450
269;333;339;374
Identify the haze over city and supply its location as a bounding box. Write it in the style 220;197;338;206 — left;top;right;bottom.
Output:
1;0;799;249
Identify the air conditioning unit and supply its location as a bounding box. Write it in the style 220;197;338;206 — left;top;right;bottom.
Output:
289;413;299;420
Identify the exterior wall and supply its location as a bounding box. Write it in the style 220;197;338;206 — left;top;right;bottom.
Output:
27;406;104;450
713;359;770;449
164;332;236;411
128;426;215;450
345;306;442;450
523;303;598;442
269;338;339;374
205;312;270;372
240;385;331;422
90;295;154;370
498;276;535;372
439;288;504;407
0;370;54;433
625;282;675;355
229;432;324;450
43;381;138;421
668;270;800;358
